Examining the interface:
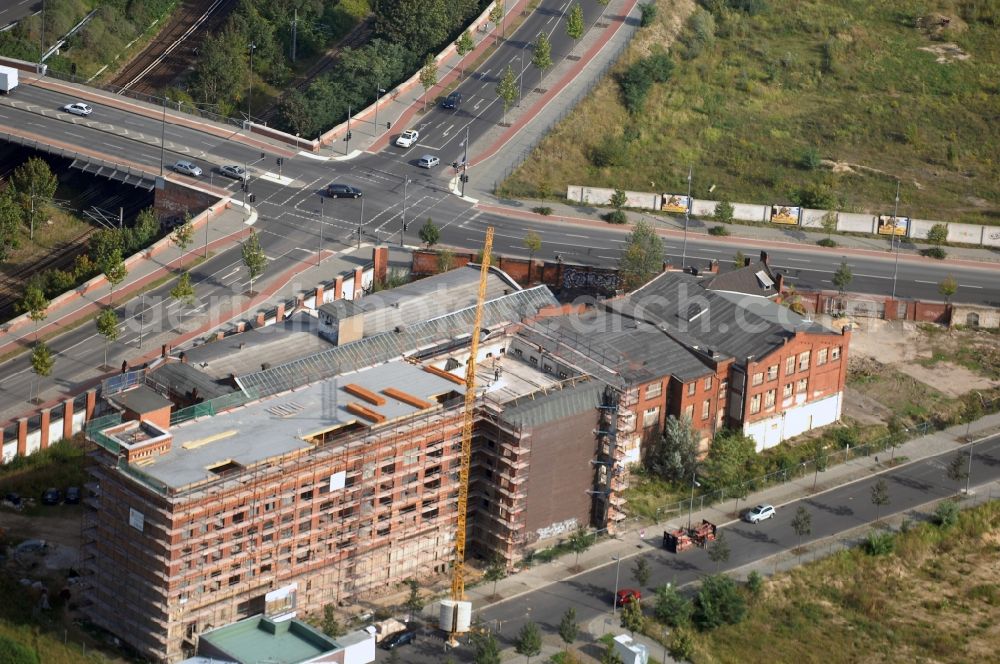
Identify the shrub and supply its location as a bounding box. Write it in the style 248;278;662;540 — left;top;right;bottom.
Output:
921;247;947;259
817;237;837;247
0;635;40;664
680;8;716;60
800;147;821;170
669;628;696;661
605;209;628;224
792;182;835;209
864;530;894;556
708;225;729;236
935;500;960;528
532;206;553;216
746;570;764;599
693;574;746;630
926;223;948;246
714;200;734;223
639;2;658;27
654;584;692;627
590;137;628;167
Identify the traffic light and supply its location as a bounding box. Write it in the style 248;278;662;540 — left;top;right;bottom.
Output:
276;157;283;166
403;222;409;231
260;152;266;159
386;121;391;130
461;174;469;183
249;193;256;203
452;161;458;169
344;131;352;142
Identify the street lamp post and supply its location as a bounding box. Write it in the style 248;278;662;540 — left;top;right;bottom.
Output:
890;179;901;300
517;50;524;107
358;196;364;249
345;105;352;153
611;555;622;615
318;196;325;266
461;125;470;197
400;177;410;247
687;470;699;531
374;86;386;136
38;0;45;74
966;439;975;495
137;292;145;349
681;166;692;270
159;96;169;176
247;43;256;124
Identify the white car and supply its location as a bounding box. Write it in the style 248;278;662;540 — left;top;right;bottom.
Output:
173;160;203;177
219;164;248;182
744;504;776;524
63;102;93;116
395;129;419;148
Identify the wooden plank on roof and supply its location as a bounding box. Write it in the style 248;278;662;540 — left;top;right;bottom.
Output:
345;402;386;423
382;387;433;410
343;383;387;406
422;364;465;386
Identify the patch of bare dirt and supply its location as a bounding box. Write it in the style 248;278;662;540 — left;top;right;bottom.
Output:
918;42;970;63
897;361;998;397
0;509;82;552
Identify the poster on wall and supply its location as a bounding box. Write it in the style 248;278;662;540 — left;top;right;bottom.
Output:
661;194;690;214
128;507;145;532
265;583;298;620
877;215;908;236
770;205;800;225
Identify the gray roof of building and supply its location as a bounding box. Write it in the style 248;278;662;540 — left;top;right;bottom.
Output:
149;362;236;401
143;361;464;491
701;261;778;297
318;299;364;319
522;309;715;385
109;385;173;414
179;313;333;379
499;379;604;429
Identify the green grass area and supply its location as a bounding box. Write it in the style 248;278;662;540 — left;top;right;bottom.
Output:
0;437;90;502
501;0;1000;224
917;328;1000;380
680;500;1000;663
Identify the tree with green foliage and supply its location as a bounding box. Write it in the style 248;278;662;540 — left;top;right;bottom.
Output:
832;260;852;294
654;583;691;627
21;284;49;339
567;528;592;570
483;553;506;598
791;506;812;560
103;250;128;306
733;250;746;270
0;635;40;664
745;570;764;601
938;275;957;303
171;215;195;267
610;188;628;212
523;231;542;262
0;190;22;263
714;200;734;223
620;597;645;635
30;340;54;404
532;31;552;86
870;478;889;524
489;1;505;45
170;271;196;307
558;606;578;650
821;210;838;243
639;2;658;27
456;30;474;76
515;621;542;663
96;308;119;369
472;629;502;664
707;531;730;571
437;248;455;272
132;207;161;249
566;3;584;41
706;429;756;494
631;556;651;587
934;500;960;528
321;604;343;637
241;229;267;295
496;65;518;125
693;574;746;630
618;219;663;291
403;578;423;621
190;29;245;111
419;218;440;246
946;452;968;492
419;55;438;111
648;415;698;483
668;627;695;661
927;223;948;247
11;156;58;241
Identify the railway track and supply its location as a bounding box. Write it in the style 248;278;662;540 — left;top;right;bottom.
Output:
0;229;94;322
106;0;238;96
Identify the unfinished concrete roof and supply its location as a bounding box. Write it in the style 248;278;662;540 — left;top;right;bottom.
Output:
499;379;603;429
109;385;173;414
138;361;464;491
149;362;236;401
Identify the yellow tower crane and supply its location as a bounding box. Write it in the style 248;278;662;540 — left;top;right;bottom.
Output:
447;225;493;644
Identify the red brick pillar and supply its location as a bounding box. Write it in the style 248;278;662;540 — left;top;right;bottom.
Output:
353;267;364;298
63;399;74;440
315;284;325;308
334;276;343;300
16;418;27;457
373;246;388;284
276;303;285;321
39;409;51;450
256;312;265;327
85;389;97;421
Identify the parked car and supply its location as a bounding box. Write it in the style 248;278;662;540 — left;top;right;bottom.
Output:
744;504;776;524
219;164;248;182
417;154;440;169
615;588;641;606
441;92;462;109
41;488;62;505
173;160;203;177
380;630;416;650
395;129;419;148
325;183;363;199
3;492;22;508
62;102;93;116
65;487;81;504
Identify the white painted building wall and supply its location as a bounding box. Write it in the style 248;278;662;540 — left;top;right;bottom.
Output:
743;393;842;452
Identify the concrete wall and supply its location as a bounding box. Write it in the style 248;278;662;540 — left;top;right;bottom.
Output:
565;185;659;210
984;227;1000;248
951;306;1000;329
744;393;841;452
732;203;769;222
690;198;718;217
947;222;983;244
801;208;832;229
909;218;938;240
837;213;875;234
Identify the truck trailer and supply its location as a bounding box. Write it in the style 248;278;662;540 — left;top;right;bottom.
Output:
0;65;19;94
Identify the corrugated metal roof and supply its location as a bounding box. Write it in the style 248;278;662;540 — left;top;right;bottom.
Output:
499;379;604;429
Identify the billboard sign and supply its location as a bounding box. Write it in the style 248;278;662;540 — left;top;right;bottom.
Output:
770;205;800;225
265;583;298;619
877;215;908;236
661;194;690;214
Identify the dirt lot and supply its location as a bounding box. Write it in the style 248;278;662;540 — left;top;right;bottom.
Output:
0;508;83;551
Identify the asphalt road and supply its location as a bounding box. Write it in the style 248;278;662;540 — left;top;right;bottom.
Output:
373;433;1000;663
0;0;41;30
0;1;998;420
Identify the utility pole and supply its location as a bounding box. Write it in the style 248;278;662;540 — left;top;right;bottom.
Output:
681;166;692;270
890;179;901;300
137;292;145;349
247;43;256;124
358;196;364;249
400;177;409;247
318;196;324;266
345;106;352;154
517;50;524;107
291;9;298;62
159;95;169;176
374;86;385;136
461;125;470;198
38;0;45;73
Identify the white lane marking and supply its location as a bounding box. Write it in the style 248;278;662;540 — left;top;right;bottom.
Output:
915;280;936;284
959;284;983;289
853;273;889;279
442;124;454;136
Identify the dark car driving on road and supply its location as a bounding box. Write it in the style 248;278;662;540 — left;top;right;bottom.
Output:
325;183;363;198
441;92;462;109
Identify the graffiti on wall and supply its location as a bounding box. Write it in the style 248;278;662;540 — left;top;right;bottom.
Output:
562;268;619;294
536;517;579;541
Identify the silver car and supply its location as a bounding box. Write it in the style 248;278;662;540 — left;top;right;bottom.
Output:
417;155;440;169
173;160;203;177
219;164;247;182
63;102;93;116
